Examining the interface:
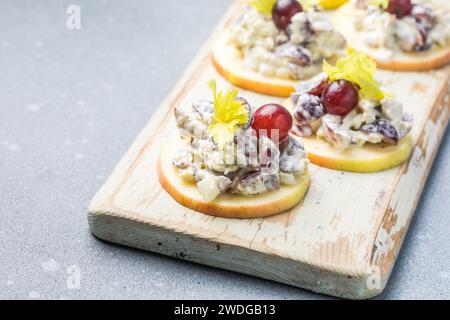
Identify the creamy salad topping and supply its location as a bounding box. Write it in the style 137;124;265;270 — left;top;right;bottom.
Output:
353;0;450;58
228;1;346;80
172;81;309;202
291;51;413;150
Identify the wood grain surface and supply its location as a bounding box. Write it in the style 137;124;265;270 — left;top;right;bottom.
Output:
88;0;450;299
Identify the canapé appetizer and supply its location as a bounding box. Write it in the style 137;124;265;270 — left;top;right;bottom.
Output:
333;0;450;70
212;0;347;96
158;80;310;218
286;50;414;172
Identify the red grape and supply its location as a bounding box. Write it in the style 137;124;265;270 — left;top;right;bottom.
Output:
308;80;328;96
322;80;359;116
272;0;303;31
251;104;293;141
361;119;399;144
387;0;413;19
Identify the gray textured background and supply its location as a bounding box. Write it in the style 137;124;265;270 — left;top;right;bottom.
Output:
0;0;449;300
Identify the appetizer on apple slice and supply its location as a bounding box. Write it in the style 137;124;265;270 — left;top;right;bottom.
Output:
212;0;346;97
333;0;450;71
158;80;310;219
287;50;414;172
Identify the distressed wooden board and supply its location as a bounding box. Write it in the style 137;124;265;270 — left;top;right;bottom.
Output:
88;0;450;299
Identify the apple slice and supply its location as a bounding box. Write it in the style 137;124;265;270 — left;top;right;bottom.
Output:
157;135;310;219
300;135;413;173
333;2;450;71
212;34;298;97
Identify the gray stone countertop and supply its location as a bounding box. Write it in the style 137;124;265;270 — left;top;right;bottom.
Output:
0;0;448;299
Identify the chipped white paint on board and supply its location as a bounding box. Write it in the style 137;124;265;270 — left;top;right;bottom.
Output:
371;76;450;278
87;0;450;299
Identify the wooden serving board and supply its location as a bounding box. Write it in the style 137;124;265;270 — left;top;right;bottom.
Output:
88;0;450;299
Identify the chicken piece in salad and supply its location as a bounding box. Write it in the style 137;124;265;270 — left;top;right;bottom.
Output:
228;0;346;80
291;50;413;150
352;0;450;57
172;80;309;201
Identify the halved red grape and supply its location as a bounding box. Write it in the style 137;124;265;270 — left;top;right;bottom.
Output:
293;73;329;98
361;119;399;144
308;79;328;96
251;104;293;141
387;0;413;19
322;80;359;116
272;0;303;31
414;23;429;51
275;43;311;66
295;93;324;123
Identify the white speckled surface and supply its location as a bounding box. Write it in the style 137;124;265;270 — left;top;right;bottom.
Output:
0;0;449;300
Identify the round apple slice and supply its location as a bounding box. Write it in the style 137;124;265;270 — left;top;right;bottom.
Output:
301;135;413;173
333;2;450;71
157;135;310;219
212;34;298;97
